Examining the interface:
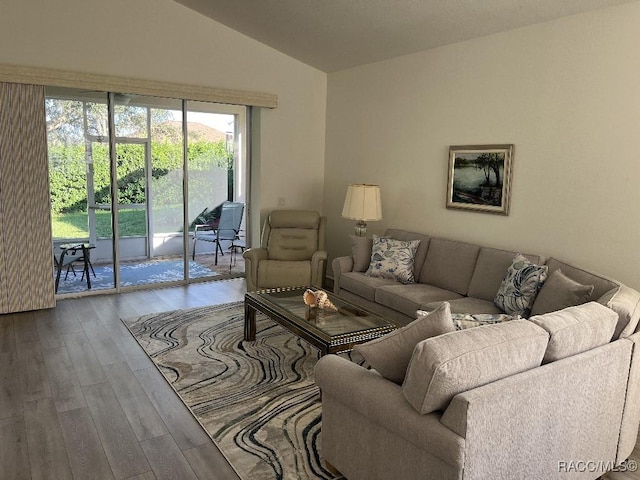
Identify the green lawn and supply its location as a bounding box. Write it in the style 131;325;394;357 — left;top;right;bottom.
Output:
52;210;146;239
52;207;186;239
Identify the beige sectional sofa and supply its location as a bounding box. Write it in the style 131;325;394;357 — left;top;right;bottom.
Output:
318;228;640;479
332;229;639;337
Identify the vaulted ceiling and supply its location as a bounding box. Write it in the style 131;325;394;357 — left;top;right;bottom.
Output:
174;0;636;72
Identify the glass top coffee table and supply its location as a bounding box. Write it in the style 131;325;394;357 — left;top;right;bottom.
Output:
244;286;398;356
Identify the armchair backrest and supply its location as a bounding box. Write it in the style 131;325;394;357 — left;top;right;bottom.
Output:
261;210;326;261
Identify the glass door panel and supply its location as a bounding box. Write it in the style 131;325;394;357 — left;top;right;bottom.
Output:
186;103;242;280
115;95;186;288
87;137;115;290
149;102;185;282
115;140;149;288
46;89;115;294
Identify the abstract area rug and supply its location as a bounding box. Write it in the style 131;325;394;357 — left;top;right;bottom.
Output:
55;260;216;293
122;302;343;480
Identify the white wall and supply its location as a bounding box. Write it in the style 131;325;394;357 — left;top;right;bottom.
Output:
0;0;327;246
324;2;640;289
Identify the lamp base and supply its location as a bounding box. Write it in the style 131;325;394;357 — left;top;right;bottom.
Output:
354;221;368;237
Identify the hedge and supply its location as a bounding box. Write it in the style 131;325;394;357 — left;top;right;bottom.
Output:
49;139;231;214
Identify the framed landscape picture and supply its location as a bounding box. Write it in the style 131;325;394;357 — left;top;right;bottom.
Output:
446;144;514;215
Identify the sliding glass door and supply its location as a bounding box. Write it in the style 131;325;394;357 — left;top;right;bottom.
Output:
187;102;247;280
46;87;247;295
47;93;116;294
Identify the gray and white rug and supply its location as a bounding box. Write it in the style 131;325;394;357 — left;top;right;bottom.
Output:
122;302;343;480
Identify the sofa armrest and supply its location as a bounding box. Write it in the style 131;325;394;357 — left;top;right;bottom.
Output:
599;284;640;339
441;340;632;480
311;250;328;288
618;331;640;462
331;255;354;294
242;247;268;291
315;355;464;470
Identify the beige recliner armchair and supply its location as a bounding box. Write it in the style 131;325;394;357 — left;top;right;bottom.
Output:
243;210;327;292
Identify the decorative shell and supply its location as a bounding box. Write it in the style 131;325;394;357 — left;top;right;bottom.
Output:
313;290;338;311
303;289;317;307
302;289;338;311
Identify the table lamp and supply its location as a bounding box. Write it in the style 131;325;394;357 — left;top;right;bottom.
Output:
341;184;382;236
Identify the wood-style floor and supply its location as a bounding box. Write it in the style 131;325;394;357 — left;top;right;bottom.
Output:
1;278;639;479
1;279;245;480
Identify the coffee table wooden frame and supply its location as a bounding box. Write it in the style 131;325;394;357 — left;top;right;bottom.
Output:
244;286;398;356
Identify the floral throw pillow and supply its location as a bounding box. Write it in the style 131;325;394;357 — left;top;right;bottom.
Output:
494;254;548;317
365;235;420;284
450;312;519;331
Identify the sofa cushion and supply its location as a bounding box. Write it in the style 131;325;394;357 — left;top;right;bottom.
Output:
384;229;431;280
418;238;481;295
349;235;373;272
494;254;548;317
402;320;548;414
545;257;617;300
376;283;463;318
365;235;421;284
530;269;594;316
598;285;640;339
354;302;456;384
468;248;543;302
422;297;504;315
529;302;617;363
340;272;398;302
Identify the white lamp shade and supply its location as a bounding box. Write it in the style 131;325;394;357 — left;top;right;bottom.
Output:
342;184;382;221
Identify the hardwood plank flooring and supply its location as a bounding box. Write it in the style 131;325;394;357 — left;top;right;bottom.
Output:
0;276;637;479
17;341;52;402
34;310;66;349
0;278;245;480
133;367;211;451
103;362;168;442
23;397;74;480
0;351;22;419
83;381;151;479
13;311;39;345
0;314;16;353
41;345;87;413
62;331;108;386
140;434;199;480
58;407;115;480
0;415;30;480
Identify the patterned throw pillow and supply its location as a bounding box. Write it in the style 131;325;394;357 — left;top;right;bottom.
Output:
450;312;519;331
494;254;548;317
365;235;420;284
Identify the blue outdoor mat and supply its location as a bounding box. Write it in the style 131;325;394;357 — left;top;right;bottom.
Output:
55;260;217;294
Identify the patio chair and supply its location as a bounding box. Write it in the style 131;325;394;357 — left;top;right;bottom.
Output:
243;209;327;291
53;249;82;280
189;202;224;231
53;243;97;293
192;201;245;264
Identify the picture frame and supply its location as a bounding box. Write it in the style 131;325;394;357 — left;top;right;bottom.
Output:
446;144;514;215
